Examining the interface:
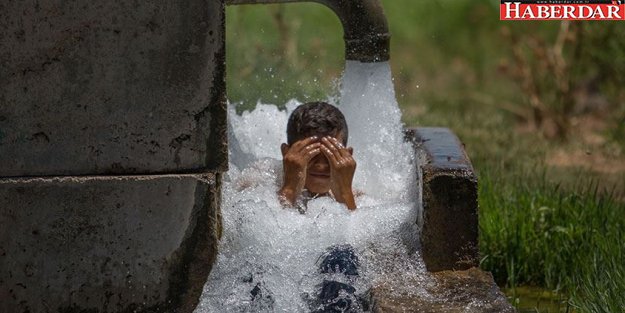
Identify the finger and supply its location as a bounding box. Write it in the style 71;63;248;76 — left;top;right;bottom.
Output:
329;137;351;158
291;137;312;151
293;143;320;158
292;136;319;151
329;137;345;149
300;142;321;155
321;144;338;165
320;138;335;155
322;137;343;162
338;146;352;159
304;147;321;162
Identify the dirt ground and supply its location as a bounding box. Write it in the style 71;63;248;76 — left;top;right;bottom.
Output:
544;115;625;200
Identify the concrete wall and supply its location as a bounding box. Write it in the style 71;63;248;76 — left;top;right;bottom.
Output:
0;0;227;176
0;174;221;312
0;1;226;312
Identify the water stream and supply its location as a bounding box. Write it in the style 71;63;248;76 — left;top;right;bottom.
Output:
194;61;427;312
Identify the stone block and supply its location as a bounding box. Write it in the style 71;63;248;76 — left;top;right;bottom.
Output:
0;0;227;177
406;127;479;272
0;173;222;312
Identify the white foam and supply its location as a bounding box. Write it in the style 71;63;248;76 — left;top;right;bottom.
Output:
338;61;416;201
195;62;425;313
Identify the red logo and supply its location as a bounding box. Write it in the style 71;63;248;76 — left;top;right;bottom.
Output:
500;0;625;20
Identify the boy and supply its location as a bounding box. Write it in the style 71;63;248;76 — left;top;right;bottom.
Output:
272;103;364;312
278;101;357;211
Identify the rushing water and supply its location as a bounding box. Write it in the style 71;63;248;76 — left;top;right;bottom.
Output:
194;61;426;312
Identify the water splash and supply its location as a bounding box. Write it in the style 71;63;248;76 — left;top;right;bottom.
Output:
339;61;415;201
195;62;426;312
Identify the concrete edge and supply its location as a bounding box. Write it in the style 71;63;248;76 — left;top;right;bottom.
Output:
0;173;216;184
405;127;479;272
167;173;223;313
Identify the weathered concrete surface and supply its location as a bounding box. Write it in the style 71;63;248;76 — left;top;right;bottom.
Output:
0;0;227;177
370;267;515;313
0;174;222;313
406;127;479;272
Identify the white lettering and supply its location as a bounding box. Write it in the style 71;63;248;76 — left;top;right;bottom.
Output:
607;5;622;19
537;5;550;18
562;5;575;19
592;6;606;19
580;5;593;19
505;2;522;19
504;3;622;20
522;5;536;19
551;6;562;19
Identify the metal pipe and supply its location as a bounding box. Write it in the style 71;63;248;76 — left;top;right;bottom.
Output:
226;0;390;62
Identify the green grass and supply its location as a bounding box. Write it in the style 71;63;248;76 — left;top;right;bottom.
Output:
479;172;625;312
226;3;344;110
225;1;625;311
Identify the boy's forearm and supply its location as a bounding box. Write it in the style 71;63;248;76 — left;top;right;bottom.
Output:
278;186;297;207
279;171;303;207
336;190;357;211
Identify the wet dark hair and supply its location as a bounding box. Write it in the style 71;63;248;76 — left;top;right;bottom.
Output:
286;102;348;145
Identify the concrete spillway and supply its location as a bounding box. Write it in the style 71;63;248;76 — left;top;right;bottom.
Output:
192;61;514;312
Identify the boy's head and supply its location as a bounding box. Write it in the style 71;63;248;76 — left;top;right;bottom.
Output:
286;102;348;146
282;102;351;195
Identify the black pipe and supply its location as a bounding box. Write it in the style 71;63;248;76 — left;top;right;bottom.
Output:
226;0;390;62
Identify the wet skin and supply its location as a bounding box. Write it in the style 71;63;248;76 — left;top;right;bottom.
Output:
279;134;357;210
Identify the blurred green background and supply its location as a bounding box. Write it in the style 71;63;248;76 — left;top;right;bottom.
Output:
225;1;625;312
